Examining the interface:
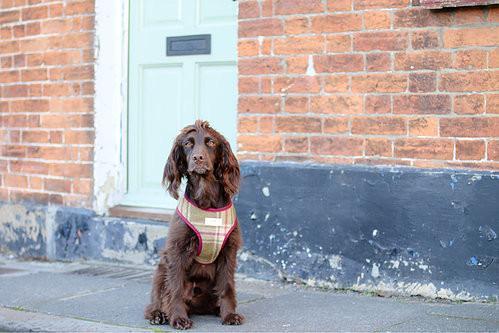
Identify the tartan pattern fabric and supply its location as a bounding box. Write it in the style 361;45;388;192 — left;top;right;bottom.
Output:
176;195;237;264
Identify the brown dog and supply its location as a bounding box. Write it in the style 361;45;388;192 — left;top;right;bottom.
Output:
144;120;244;330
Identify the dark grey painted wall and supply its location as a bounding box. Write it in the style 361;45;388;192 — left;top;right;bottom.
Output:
234;162;499;300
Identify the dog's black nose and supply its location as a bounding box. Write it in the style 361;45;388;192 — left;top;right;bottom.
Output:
193;154;204;163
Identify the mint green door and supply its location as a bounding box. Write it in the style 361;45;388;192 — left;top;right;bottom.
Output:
126;0;238;209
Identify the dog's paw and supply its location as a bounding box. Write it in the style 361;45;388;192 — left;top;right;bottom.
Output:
222;313;245;325
171;316;193;330
149;310;168;325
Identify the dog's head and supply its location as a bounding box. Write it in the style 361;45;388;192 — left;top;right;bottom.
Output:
162;120;240;199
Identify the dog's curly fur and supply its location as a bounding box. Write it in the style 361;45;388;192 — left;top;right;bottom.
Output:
144;121;243;330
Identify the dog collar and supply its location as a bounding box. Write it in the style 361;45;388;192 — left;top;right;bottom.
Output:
176;195;237;264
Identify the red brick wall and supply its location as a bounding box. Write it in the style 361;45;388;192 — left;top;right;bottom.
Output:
237;0;499;170
0;0;95;207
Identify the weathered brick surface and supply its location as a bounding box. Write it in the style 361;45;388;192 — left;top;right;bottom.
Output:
238;0;498;170
1;0;95;207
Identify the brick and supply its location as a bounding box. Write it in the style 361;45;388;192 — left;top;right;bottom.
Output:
65;1;94;15
274;36;323;55
238;117;258;133
43;83;80;97
284;17;309;34
323;75;350;92
261;38;272;55
0;70;19;83
44;178;71;192
411;30;439;49
328;0;352;11
395;138;453;159
408;117;438;136
239;58;283;75
26;22;40;36
354;31;408;51
238;40;259;57
239;18;283;37
22;6;48;20
314;54;363;73
455;7;485;25
0;40;19;54
285;97;308;113
29;176;43;190
352;74;407;93
489;48;499;68
64;130;94;144
408;72;436;92
284;137;309;153
276;116;321;133
488;140;499;161
453;50;487;70
365;95;391;114
259;116;275;133
354;0;410;9
73;178;92;195
454;95;485;115
238;135;281;152
456;140;485;160
239;1;259;19
4;174;28;188
311;95;363;114
366;138;392;157
274;0;323;15
239;96;280;114
440;71;499;92
22;130;50;143
326;34;351;52
366;53;391;71
444;27;499;48
10;161;48;175
11;99;49;113
394;8;452;27
40;114;93;128
49;163;92;178
239;77;259;94
2;84;28;98
274;76;320;93
440;118;499;137
395;51;451;70
261;0;273;16
323;118;349;134
351;116;406;135
286;56;308;74
27;146;71;160
311;137;364;156
393;95;451;114
311;14;362;33
364;11;391;30
1;145;25;158
486;94;499;114
21;68;48;81
0;10;20;25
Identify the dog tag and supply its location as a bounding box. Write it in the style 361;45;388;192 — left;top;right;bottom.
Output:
205;217;223;226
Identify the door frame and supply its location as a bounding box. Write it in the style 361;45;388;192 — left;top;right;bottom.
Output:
93;0;130;214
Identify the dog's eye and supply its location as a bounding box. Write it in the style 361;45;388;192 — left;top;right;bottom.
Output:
206;139;216;147
184;141;193;148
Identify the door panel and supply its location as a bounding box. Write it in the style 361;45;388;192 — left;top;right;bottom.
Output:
127;0;237;209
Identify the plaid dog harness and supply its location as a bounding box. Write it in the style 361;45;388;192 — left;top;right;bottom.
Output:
176;195;238;264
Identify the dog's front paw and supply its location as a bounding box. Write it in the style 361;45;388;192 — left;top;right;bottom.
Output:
149;310;168;325
222;313;245;325
171;316;193;330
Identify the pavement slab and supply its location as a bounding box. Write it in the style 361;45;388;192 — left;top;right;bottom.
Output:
0;256;498;332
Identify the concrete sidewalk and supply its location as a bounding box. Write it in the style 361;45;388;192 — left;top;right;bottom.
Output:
0;256;497;332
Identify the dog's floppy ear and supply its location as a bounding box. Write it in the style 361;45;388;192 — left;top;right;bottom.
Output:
162;136;187;200
216;137;240;197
